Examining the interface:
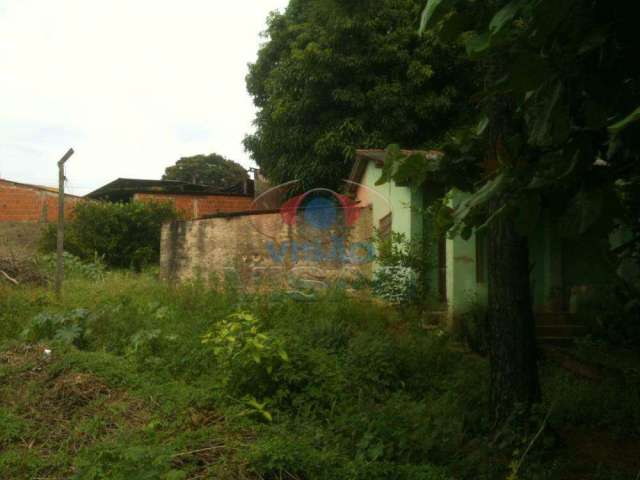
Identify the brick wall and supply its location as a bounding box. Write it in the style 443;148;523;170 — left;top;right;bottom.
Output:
0;180;80;223
134;193;254;220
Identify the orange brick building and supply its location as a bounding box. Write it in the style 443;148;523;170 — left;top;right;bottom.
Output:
0;179;81;223
86;178;255;220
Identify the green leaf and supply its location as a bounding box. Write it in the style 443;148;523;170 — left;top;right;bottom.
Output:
476;116;489;136
608;106;640;134
375;144;401;186
419;0;451;34
489;0;524;37
393;153;429;186
464;31;491;58
526;80;569;147
452;173;507;232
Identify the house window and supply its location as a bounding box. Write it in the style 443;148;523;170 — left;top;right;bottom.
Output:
476;230;487;284
379;212;392;240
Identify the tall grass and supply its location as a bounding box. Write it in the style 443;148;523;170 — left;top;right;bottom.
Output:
1;272;639;480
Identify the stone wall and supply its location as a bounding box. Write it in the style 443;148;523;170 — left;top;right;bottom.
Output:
160;207;373;290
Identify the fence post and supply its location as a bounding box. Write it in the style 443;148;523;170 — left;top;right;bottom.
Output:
55;148;75;298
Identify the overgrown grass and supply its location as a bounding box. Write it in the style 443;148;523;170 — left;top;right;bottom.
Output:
0;272;639;479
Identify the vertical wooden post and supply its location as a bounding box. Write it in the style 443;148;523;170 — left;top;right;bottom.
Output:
55;148;75;299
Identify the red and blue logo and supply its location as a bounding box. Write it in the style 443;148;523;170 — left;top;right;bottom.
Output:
279;188;361;231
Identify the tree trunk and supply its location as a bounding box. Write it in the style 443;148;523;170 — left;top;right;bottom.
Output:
486;196;541;426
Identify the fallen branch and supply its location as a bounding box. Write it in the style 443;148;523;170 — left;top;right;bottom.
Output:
0;270;19;285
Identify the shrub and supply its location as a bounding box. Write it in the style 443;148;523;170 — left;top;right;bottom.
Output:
40;201;177;269
375;226;435;302
202;312;289;401
38;252;106;281
21;308;93;348
371;265;417;304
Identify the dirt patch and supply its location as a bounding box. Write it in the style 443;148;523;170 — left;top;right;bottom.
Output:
44;372;113;409
0;344;151;457
0;254;47;286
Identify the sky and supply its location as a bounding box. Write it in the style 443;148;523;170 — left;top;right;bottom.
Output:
0;0;289;195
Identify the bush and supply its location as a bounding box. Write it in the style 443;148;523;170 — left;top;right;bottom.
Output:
375;227;435;302
38;252;106;281
40;201;177;270
202;311;289;402
371;265;417;304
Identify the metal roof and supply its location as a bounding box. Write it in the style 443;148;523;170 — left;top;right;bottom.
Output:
86;178;254;202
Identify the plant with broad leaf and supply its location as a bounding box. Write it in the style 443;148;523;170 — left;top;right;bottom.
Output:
202;312;289;400
22;308;93;348
380;0;640;245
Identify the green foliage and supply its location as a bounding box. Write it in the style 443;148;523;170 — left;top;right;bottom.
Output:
202;311;289;406
162;153;248;189
38;252;106;281
372;265;417;305
374;213;437;303
21;308;92;347
405;0;640;243
40;200;177;269
1;273;639;479
244;0;472;188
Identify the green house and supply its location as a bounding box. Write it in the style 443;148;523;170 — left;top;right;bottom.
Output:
348;149;633;337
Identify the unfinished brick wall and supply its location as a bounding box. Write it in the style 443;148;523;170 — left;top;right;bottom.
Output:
134;193;254;220
0;180;80;223
160;207;374;290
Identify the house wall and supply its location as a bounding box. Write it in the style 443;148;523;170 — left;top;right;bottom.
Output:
355;161;445;301
134;193;254;220
355;161;420;240
445;190;622;326
160;207;373;290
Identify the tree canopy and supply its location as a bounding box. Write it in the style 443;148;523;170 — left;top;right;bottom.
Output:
386;0;640;244
244;0;473;189
378;0;640;425
162;154;248;190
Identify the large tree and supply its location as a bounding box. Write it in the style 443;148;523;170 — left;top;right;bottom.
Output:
382;0;640;427
245;0;473;189
162;154;248;189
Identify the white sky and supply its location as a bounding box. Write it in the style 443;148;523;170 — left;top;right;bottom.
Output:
0;0;288;195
